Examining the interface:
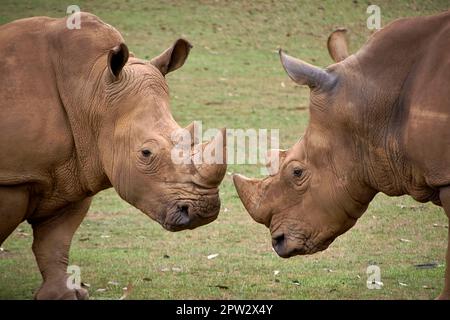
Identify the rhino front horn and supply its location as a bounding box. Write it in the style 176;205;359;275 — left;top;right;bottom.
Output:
194;128;227;187
232;174;270;226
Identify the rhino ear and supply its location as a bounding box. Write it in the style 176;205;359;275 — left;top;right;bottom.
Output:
279;49;335;89
327;28;349;63
108;43;129;81
150;38;192;76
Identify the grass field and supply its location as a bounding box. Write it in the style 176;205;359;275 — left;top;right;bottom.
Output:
1;0;449;299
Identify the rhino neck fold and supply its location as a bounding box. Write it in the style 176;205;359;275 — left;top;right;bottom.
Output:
339;16;443;199
45;21;128;196
338;60;408;198
46;16;127;196
53;61;112;196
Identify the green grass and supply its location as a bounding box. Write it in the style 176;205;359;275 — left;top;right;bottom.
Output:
0;0;449;299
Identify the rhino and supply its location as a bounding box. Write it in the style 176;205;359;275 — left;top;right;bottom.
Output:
233;11;450;299
0;13;227;299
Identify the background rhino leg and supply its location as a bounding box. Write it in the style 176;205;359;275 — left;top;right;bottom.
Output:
31;197;91;300
0;185;29;245
437;186;450;300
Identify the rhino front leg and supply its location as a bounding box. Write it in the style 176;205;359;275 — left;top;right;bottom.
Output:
437;186;450;300
31;198;91;300
0;185;29;245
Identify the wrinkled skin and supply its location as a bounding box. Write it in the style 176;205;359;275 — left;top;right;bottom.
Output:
0;13;226;299
234;11;450;299
235;136;366;257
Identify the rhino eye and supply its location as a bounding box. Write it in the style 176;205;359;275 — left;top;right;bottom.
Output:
141;149;152;157
293;168;303;178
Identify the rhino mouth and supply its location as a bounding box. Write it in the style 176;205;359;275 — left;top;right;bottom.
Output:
162;194;221;232
271;231;335;258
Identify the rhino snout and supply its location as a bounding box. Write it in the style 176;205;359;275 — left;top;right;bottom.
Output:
163;196;220;232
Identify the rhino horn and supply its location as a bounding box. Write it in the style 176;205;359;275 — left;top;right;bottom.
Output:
185;122;201;145
265;148;287;175
194;128;227;187
233;174;270;226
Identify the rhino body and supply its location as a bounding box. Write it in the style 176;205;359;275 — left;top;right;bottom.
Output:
234;11;450;298
0;13;226;299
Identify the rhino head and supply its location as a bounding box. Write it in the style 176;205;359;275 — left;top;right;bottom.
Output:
233;30;376;257
98;39;226;231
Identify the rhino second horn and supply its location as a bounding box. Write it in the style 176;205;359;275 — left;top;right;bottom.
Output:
232;174;269;226
194;128;227;187
185;122;201;145
265;148;287;176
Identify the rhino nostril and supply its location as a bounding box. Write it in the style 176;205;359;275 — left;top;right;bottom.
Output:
178;204;189;217
171;204;191;227
272;234;285;248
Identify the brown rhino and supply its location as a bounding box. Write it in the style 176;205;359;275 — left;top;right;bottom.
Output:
233;11;450;299
0;13;226;299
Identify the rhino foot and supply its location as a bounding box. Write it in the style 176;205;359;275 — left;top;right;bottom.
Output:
34;283;89;300
435;292;450;300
